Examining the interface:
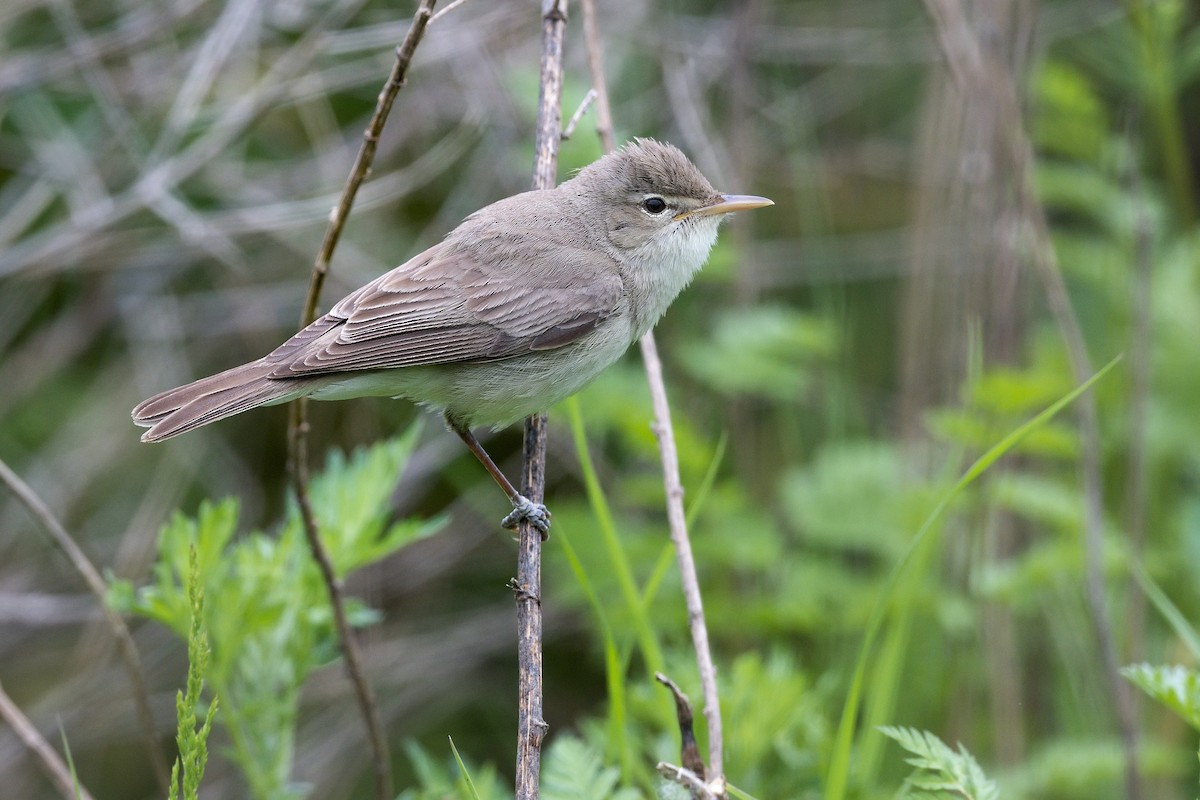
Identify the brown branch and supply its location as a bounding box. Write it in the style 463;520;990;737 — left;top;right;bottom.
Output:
582;0;726;787
284;3;438;799
1125;162;1153;667
293;0;437;332
0;457;170;794
655;672;705;778
920;2;1139;797
581;0;615;153
513;3;567;799
0;678;97;800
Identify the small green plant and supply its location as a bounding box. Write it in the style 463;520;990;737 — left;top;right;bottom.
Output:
109;429;443;800
541;735;641;800
168;545;218;800
879;726;999;800
397;739;508;800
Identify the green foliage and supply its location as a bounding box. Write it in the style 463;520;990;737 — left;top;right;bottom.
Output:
109;431;442;800
1032;62;1109;163
7;1;1200;798
825;358;1120;800
168;546;218;800
1000;739;1142;800
879;726;999;800
1123;664;1200;731
448;737;483;800
722;651;828;798
541;736;641;800
58;728;82;800
396;740;508;800
678;305;836;402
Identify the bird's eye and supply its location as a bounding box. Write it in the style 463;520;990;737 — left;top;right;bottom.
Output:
641;196;668;215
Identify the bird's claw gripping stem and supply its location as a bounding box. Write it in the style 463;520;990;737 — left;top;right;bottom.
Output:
502;495;551;537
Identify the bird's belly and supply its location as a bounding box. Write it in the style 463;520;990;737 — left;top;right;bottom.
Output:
307;318;634;428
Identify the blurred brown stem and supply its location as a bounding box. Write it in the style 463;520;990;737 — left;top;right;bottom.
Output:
922;1;1139;797
0;457;169;794
1125;166;1154;666
582;0;726;789
285;3;438;799
514;4;567;798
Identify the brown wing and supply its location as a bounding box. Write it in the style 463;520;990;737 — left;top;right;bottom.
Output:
266;229;625;379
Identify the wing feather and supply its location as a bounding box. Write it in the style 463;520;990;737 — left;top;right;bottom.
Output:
265;226;625;379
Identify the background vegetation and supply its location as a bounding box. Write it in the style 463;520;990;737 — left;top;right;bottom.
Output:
1;0;1198;797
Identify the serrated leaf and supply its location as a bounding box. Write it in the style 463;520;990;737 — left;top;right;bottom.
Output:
1122;663;1200;730
879;726;999;800
541;736;638;800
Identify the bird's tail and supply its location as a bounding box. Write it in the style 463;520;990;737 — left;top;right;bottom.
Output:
132;359;304;442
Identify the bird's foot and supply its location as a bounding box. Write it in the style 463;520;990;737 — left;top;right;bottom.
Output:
502;495;551;537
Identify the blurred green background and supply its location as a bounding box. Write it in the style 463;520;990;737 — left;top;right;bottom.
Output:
2;0;1199;797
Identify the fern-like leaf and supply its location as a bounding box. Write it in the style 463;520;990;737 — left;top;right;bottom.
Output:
1122;663;1200;730
541;736;639;800
879;726;999;800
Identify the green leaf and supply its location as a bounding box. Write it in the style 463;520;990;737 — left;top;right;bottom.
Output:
541;736;639;800
448;737;482;800
678;306;835;401
879;726;999;800
1122;663;1200;730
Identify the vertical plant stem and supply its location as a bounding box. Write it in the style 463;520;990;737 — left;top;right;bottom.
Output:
514;4;566;799
582;0;726;788
0;458;170;794
1125;169;1154;665
581;0;614;154
284;3;438;799
639;333;725;786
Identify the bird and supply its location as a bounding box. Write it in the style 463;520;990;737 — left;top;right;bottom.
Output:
132;139;773;531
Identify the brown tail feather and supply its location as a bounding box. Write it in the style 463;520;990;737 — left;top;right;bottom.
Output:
132;359;304;442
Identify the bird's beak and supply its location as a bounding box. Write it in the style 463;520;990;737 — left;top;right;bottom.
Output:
676;194;774;221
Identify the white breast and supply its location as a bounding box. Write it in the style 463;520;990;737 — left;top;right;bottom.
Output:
625;216;722;338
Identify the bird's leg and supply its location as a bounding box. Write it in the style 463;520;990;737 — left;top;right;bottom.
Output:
445;415;551;535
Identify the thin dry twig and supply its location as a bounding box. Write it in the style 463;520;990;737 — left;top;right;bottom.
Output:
428;0;468;25
639;333;725;779
654;672;705;778
513;4;567;798
580;0;615;153
0;457;170;794
0;678;97;800
921;1;1139;797
560;87;596;140
582;0;726;785
656;761;725;800
284;3;438;799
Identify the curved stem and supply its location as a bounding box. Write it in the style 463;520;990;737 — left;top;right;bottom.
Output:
283;3;439;798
